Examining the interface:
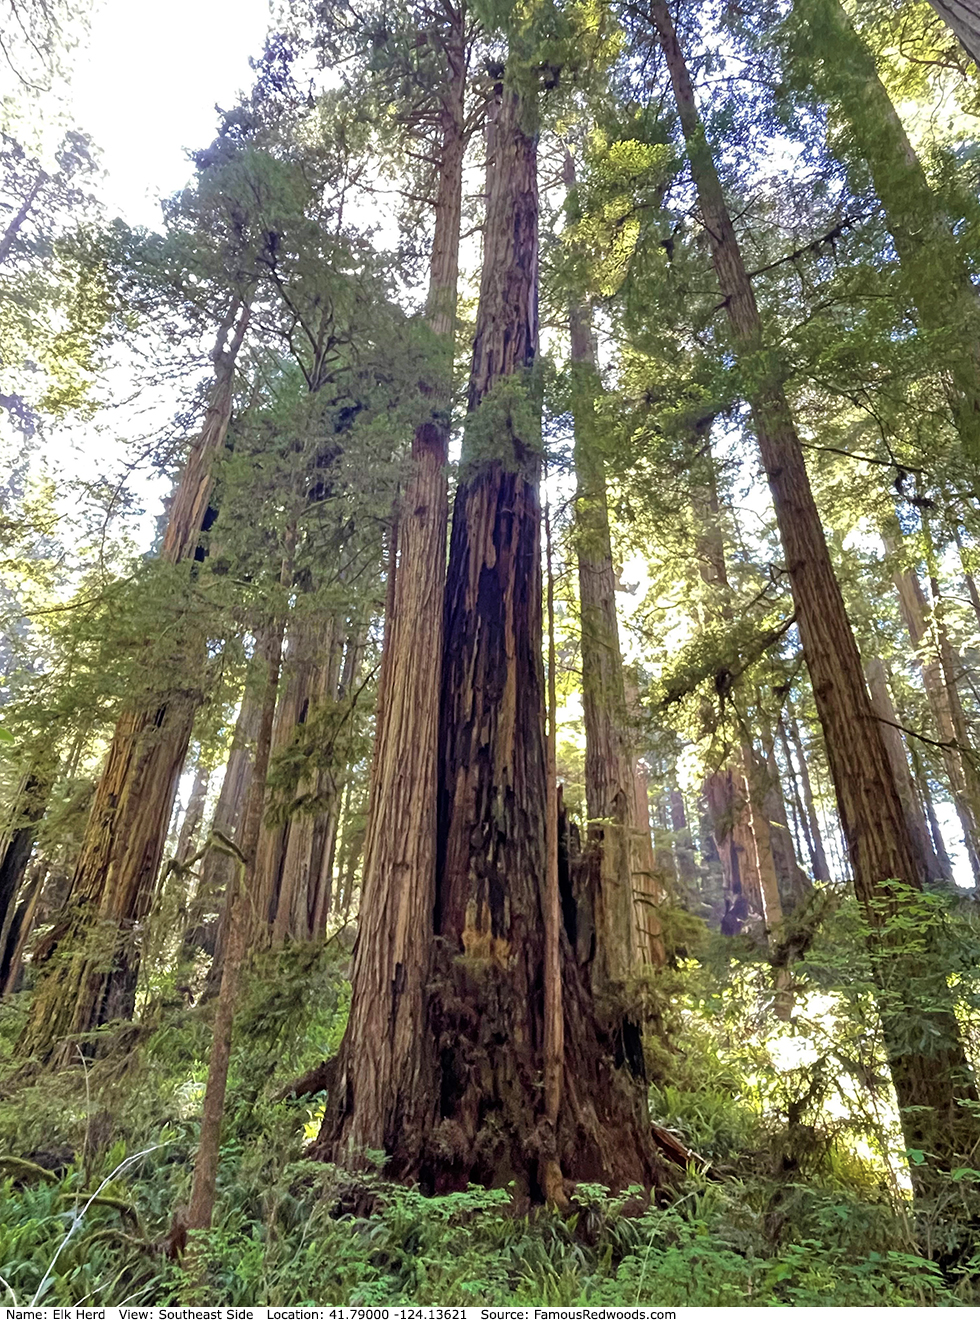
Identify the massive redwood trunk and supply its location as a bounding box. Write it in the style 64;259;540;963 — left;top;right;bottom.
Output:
319;25;467;1169
653;0;980;1195
18;303;250;1065
422;76;659;1196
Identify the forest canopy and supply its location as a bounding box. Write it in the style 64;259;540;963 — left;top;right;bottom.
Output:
3;0;980;1305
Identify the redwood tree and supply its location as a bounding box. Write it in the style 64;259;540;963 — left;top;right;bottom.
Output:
651;0;980;1194
564;148;663;983
18;301;251;1065
789;0;980;472
927;0;980;65
316;0;470;1168
0;752;56;978
386;63;658;1194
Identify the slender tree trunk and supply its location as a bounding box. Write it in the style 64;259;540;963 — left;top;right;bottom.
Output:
865;655;946;884
778;717;817;870
951;524;980;630
18;303;251;1064
565;149;657;982
336;782;363;925
307;814;337;937
254;612;344;942
740;747;793;1019
741;746;785;930
175;762;210;866
927;0;980;67
0;757;55;982
759;734;812;911
194;676;263;992
707;751;787;944
623;668;667;966
688;424;804;921
633;761;667;964
654;0;980;1193
786;716;832;882
187;548;292;1234
798;0;980;466
928;564;980;828
669;788;699;899
883;519;980;882
706;763;758;932
911;742;956;877
743;737;804;919
779;736;808;859
0;862;44;996
320;33;466;1168
688;421;783;927
541;484;565;1206
270;619;364;946
0;168;46;267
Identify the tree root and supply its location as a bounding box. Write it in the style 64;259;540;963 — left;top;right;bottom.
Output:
276;1058;333;1101
57;1192;140;1226
650;1121;709;1173
0;1154;59;1183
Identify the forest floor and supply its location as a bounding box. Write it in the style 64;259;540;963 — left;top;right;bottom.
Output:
1;905;979;1307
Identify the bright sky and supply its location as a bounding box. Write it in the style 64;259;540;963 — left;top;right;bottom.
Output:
72;0;273;228
27;0;274;562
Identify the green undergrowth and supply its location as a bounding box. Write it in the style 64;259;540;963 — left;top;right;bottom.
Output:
1;907;979;1305
0;1152;965;1306
171;1168;975;1304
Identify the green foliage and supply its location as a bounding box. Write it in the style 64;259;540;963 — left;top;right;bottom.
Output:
0;129;108;428
5;901;980;1304
8;0;980;1306
461;371;544;476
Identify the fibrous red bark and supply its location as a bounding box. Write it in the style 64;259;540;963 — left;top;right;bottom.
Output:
928;0;980;65
424;76;660;1196
653;0;980;1192
18;302;250;1064
318;21;467;1169
883;519;980;883
0;756;55;992
187;596;289;1233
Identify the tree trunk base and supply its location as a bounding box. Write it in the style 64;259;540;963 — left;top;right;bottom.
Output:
312;938;671;1201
